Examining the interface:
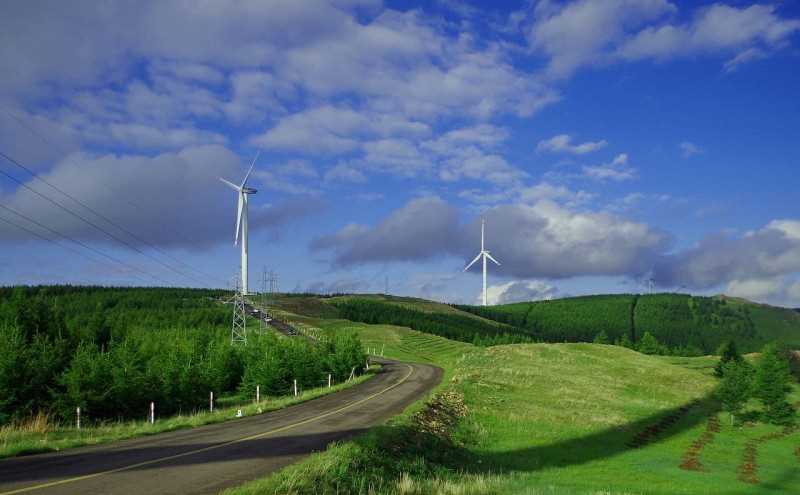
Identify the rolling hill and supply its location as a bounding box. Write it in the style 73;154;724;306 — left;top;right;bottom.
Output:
271;292;800;354
228;306;800;495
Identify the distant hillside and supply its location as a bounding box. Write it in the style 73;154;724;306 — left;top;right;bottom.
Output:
272;294;530;346
457;293;800;354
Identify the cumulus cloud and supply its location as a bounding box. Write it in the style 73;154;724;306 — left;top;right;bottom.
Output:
519;1;799;77
253;159;320;195
617;4;800;66
310;196;461;265
0;145;321;248
536;134;608;154
582;153;637;181
324;163;367;183
655;220;800;290
312;196;669;279
525;0;676;77
485;280;558;305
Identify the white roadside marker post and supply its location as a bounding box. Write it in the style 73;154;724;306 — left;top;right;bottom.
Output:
76;407;81;430
365;357;369;371
150;402;155;424
256;385;260;403
349;366;355;381
293;379;298;397
328;373;331;388
210;391;214;413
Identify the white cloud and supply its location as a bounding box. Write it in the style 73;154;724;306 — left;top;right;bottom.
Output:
0;145;319;247
485;280;558;305
526;0;676;77
726;277;784;301
617;4;800;68
518;1;799;77
108;123;227;150
679;141;702;158
325;163;367;183
655;219;800;290
723;47;768;73
518;182;593;206
312;196;669;279
536;134;608;154
582;153;636;181
439;151;526;185
250;105;366;154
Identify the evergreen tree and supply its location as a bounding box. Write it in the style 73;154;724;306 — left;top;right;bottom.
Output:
593;331;610;344
618;332;633;349
754;343;796;425
715;340;743;377
637;331;661;355
717;360;753;425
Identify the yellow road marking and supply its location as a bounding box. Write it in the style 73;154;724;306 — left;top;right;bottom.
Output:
0;364;415;495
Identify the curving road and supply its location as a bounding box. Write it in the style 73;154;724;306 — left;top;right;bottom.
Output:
0;359;442;495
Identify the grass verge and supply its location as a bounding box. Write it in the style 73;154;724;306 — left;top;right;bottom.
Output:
0;366;379;459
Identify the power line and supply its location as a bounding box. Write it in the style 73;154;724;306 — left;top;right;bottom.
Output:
0;149;223;285
0;213;110;286
0;202;169;286
0;154;207;286
0;108;222;283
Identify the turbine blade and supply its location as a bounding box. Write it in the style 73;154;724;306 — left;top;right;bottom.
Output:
485;252;500;266
464;252;482;271
220;177;240;191
241;151;260;188
235;193;244;245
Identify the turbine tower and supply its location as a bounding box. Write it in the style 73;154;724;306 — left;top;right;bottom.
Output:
464;218;500;306
220;152;259;295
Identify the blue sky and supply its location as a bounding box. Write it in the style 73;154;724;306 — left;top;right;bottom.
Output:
1;0;799;306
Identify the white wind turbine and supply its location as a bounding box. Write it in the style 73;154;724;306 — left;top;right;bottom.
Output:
464;218;500;306
220;152;260;295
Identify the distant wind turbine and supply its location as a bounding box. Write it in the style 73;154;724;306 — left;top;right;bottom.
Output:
464;218;500;306
220;152;260;295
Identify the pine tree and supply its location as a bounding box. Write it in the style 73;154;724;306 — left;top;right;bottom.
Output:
593;331;610;344
717;360;753;425
638;331;661;355
618;332;633;349
715;340;743;377
754;343;796;425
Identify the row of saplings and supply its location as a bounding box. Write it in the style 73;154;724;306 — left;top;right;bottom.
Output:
0;323;365;425
715;341;797;426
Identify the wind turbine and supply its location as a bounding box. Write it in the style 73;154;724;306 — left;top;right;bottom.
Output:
464;218;500;306
220;152;259;295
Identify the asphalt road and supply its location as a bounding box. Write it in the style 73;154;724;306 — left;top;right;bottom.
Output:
0;359;442;495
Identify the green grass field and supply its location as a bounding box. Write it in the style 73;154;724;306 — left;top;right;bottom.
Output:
228;304;800;495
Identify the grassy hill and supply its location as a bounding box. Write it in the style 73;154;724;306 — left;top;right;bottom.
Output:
272;292;800;353
228;309;800;495
271;294;531;346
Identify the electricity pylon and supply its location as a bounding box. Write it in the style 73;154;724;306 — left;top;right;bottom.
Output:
230;273;247;345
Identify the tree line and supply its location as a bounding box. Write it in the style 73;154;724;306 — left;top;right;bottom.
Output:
0;286;365;425
457;294;765;356
331;299;534;346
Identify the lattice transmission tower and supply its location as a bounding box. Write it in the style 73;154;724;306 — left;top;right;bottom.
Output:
230;273;248;345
